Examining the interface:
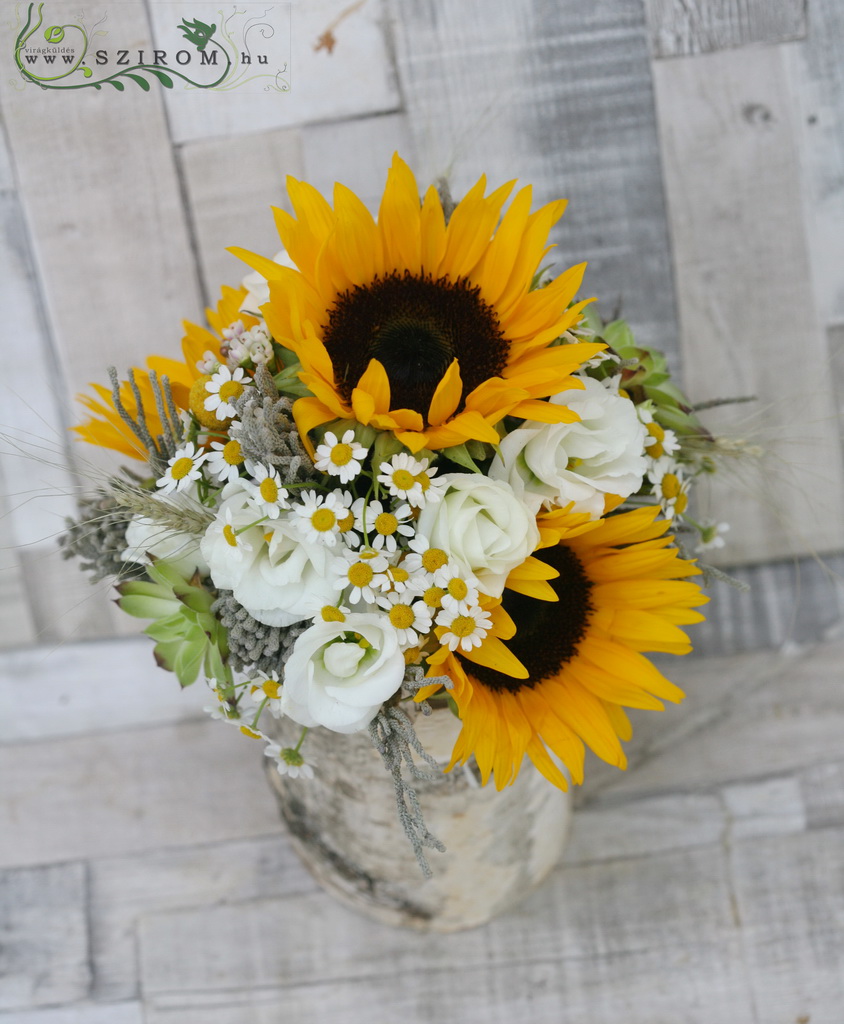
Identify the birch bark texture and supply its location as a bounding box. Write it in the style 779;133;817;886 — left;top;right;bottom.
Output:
264;707;572;931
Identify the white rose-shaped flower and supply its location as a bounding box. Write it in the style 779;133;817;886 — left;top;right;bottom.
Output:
232;516;339;628
415;474;539;598
489;376;647;517
123;490;210;577
281;613;405;733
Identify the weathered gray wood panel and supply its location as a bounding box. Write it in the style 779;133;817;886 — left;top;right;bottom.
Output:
0;863;89;1012
388;0;681;356
644;0;808;58
0;720;282;869
151;0;400;144
786;0;844;325
179;127;304;301
652;43;844;564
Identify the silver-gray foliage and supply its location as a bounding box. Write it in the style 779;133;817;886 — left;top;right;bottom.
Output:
59;491;143;582
212;590;308;675
233;365;318;485
368;705;446;878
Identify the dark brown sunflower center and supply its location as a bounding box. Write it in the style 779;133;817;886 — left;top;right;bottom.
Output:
458;546;593;693
321;271;509;421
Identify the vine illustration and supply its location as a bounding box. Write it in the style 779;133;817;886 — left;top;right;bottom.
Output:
14;3;232;91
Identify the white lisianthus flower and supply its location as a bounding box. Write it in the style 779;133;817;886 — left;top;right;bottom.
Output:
122;501;209;578
415;475;540;598
231;516;340;627
199;484;264;590
489;376;647;517
281;613;405;734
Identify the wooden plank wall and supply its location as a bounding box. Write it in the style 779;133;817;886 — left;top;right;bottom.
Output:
1;0;842;656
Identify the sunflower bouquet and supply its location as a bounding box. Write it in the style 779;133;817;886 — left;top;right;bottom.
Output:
64;155;723;871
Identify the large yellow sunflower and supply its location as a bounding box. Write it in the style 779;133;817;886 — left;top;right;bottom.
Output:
417;506;708;790
74;286;256;458
232;154;604;454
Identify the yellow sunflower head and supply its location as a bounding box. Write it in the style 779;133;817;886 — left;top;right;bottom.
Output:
418;507;708;791
232;154;604;454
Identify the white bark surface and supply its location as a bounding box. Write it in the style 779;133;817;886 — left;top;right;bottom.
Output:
265;706;572;931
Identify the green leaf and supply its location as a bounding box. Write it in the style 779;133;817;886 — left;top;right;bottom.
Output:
125;73;151;91
108;79;125;91
152;639;183;674
118;593;179;620
176;587;215;614
441;443;484;474
144;613;189;643
602;319;636;351
116;579;170;601
173;639;206;688
148;68;174;88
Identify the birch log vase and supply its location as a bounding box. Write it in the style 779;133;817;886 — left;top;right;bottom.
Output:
264;706;572;931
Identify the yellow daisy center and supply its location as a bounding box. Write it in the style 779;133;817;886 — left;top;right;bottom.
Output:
391;566;410;583
661;473;681;499
449;615;477;639
261;680;281;699
223;439;243;465
447;578;469;600
403;646;422;665
311;508;337;531
348;562;374;587
170;456;194;480
337;511;355;533
647;422;665;442
421;547;448;572
374;512;398;536
647;442;665;458
391;468;416;490
675;492;689;515
223;524;238;547
423;585;445;608
259;477;279;503
416;472;431;492
389;604;415;630
331;443;354;466
321;605;347;622
239;726;262;739
218;380;244;403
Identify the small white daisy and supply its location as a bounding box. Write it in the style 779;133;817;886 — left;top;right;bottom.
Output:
639;407;680;460
403;534;451;577
214;506;255;562
331;548;390;604
696;521;730;552
156;442;207;495
353;498;415;553
264;742;315;779
377;453;427;505
293;490;351;547
436;605;493;653
246;672;283;718
206;437;246;484
204;366;248;420
314;430;369;484
376;591;434;649
413;460;446;507
433;562;481;615
243;464;289;519
647;460;690;520
381;561;427;597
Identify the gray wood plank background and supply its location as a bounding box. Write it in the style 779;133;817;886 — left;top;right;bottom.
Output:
1;0;842;655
